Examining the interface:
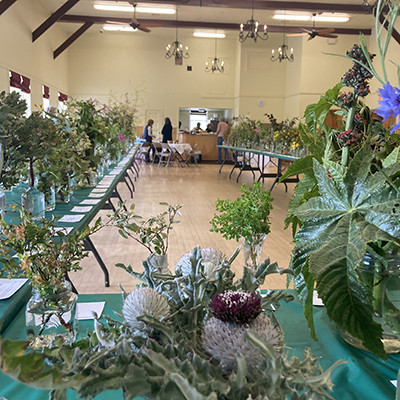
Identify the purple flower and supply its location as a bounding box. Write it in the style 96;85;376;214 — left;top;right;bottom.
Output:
376;82;400;133
210;290;262;324
118;133;125;141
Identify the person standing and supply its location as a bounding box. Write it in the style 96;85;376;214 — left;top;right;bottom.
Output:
161;117;173;143
216;116;230;163
143;119;154;162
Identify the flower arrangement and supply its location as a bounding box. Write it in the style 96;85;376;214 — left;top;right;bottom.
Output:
210;182;273;270
108;202;183;259
0;246;343;399
281;0;400;358
0;206;100;296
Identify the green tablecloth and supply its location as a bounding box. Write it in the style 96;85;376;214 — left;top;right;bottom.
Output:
1;291;400;399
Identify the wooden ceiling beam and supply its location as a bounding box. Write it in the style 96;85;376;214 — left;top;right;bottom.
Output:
378;12;400;46
32;0;80;42
54;21;93;59
59;15;371;36
0;0;17;16
88;0;369;14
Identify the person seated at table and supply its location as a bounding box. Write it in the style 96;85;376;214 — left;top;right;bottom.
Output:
194;122;204;133
162;117;173;143
206;123;213;133
143;119;154;162
216;117;230;163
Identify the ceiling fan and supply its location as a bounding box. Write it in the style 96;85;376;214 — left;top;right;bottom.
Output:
106;2;161;33
287;13;338;41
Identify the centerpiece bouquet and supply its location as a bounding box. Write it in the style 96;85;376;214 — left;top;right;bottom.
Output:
0;244;343;399
282;0;400;357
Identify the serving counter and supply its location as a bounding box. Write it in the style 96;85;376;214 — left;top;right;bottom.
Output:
178;132;218;161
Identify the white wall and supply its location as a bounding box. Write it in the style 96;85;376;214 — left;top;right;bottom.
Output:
0;0;70;109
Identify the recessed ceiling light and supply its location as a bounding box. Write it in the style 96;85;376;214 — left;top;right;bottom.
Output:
136;6;175;14
94;4;133;12
314;14;349;23
94;3;175;14
102;24;137;32
273;14;310;21
193;31;226;38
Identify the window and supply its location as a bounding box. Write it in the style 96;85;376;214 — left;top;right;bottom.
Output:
189;113;207;131
58;92;68;112
42;85;50;112
9;71;31;116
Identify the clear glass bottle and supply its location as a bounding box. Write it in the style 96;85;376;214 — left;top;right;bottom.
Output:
25;280;77;349
21;177;45;220
0;184;5;219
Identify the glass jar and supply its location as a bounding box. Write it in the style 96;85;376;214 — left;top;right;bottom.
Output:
22;185;45;220
148;253;170;274
45;185;56;211
241;234;267;272
25;280;77;349
0;184;5;219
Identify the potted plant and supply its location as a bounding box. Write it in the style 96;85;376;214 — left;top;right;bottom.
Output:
0;207;100;348
108;202;183;273
281;0;400;358
210;182;273;271
0;246;343;399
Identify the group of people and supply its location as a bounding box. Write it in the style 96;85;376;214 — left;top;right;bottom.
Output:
142;116;230;164
143;117;173;144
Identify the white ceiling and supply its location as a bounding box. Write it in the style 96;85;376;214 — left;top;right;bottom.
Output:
38;0;374;38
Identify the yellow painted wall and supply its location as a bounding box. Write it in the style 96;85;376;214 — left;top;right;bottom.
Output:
0;0;70;109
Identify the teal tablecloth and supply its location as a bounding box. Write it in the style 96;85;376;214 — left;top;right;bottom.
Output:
1;291;400;399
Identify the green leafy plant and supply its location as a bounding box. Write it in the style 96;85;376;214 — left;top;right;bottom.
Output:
281;1;400;358
109;202;183;255
210;182;273;244
0;206;101;296
0;246;344;399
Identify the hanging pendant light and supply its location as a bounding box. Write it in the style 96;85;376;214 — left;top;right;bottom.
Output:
239;0;268;42
165;5;189;65
271;18;294;63
205;37;224;73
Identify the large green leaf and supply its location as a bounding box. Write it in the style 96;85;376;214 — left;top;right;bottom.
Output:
292;151;400;357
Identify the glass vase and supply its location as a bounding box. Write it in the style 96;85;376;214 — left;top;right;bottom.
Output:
45;185;56;211
25;280;77;349
148;253;170;274
339;251;400;354
0;184;5;219
241;234;267;272
22;185;45;220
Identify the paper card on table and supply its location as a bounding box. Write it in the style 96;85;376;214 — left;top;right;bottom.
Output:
71;206;93;213
91;188;107;193
391;380;397;387
88;193;105;198
76;301;105;320
313;291;324;307
80;199;101;205
58;214;85;223
0;279;29;300
53;226;74;235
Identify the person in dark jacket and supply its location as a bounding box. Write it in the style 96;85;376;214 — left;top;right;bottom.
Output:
142;119;154;162
161;117;173;143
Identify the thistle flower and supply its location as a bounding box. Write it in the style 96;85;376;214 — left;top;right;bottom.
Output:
175;247;227;279
210;290;262;324
203;312;283;373
122;287;170;332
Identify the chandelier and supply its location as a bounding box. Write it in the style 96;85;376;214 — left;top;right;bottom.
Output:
239;0;268;42
205;38;224;73
271;18;294;63
165;5;189;64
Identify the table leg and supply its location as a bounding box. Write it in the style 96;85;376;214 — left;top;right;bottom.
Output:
84;237;110;287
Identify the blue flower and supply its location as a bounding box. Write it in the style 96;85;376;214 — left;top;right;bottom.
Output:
376;82;400;133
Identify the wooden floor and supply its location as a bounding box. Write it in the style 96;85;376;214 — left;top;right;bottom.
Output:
70;161;295;293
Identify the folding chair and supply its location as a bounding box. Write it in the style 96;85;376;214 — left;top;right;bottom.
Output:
152;143;162;164
159;143;173;167
136;142;151;163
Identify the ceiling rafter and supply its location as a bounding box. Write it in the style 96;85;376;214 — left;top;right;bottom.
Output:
32;0;80;42
0;0;17;16
87;0;369;14
59;15;371;36
378;12;400;46
54;21;93;59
